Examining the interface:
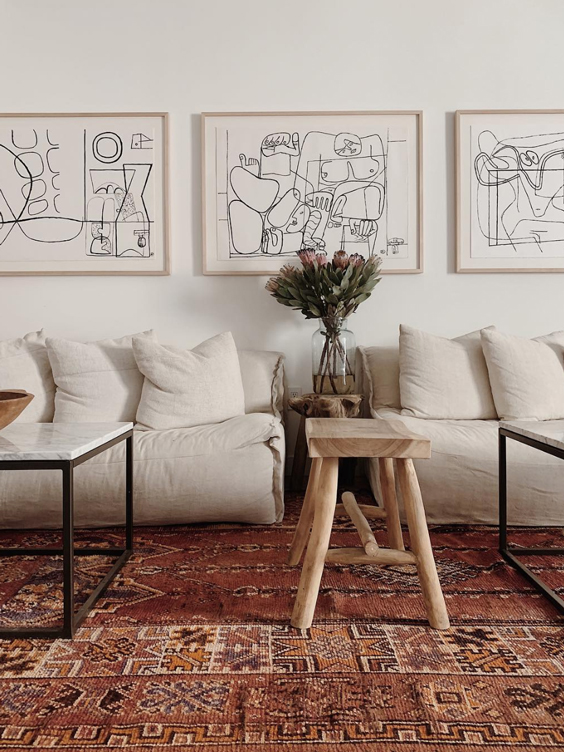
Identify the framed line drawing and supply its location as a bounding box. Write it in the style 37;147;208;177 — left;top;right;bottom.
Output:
0;112;169;275
457;109;564;273
202;111;422;275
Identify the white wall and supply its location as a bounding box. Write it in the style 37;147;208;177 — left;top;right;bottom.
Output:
2;0;564;392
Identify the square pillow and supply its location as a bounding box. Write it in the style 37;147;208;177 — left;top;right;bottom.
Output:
133;331;246;430
47;331;153;422
481;327;564;420
399;324;497;420
0;330;55;422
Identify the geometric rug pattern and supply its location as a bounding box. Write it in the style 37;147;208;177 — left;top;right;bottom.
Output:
0;491;563;751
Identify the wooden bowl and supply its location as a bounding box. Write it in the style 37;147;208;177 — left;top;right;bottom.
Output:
0;390;34;430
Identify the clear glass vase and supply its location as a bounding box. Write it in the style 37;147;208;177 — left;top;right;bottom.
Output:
312;317;356;395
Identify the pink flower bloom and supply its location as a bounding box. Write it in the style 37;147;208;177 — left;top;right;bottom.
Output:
297;249;316;266
332;250;349;269
265;278;279;292
349;253;365;267
315;252;328;267
279;264;296;277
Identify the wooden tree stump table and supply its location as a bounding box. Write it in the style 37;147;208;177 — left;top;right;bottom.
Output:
288;418;450;631
289;393;363;491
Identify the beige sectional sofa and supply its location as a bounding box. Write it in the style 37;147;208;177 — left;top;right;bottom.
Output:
0;348;285;529
360;343;564;526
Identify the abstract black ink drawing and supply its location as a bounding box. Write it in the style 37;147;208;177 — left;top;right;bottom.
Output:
0;114;167;274
226;130;405;259
203;113;421;274
474;129;564;254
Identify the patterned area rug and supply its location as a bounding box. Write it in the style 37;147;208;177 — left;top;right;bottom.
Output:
0;491;563;751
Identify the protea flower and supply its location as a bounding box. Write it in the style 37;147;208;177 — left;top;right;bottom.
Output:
297;248;316;266
333;250;349;269
279;264;296;277
349;253;365;267
265;278;279;293
315;252;328;267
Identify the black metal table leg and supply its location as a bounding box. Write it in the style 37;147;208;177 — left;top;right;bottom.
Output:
0;428;134;640
499;427;564;614
62;462;75;639
499;432;507;552
126;433;133;551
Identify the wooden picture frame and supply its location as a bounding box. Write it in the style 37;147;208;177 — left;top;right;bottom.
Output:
456;109;564;273
202;111;423;275
0;112;170;275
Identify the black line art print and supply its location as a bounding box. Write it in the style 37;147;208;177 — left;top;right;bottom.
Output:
0;124;156;261
474;129;564;256
216;126;410;261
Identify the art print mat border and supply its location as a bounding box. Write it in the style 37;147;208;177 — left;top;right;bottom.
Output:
0;112;170;276
456;109;564;274
201;111;423;276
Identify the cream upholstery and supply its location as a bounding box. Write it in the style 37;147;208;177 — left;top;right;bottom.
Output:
360;343;564;525
0;344;285;528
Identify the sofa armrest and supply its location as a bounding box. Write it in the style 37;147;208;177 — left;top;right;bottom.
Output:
238;350;285;419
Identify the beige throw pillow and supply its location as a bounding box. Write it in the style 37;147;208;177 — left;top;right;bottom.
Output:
133;332;246;430
399;325;497;420
0;331;55;422
47;331;153;422
481;328;564;420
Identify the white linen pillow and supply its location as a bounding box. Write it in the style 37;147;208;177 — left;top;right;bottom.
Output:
399;325;497;420
133;332;246;430
0;330;55;422
481;328;564;420
47;331;153;422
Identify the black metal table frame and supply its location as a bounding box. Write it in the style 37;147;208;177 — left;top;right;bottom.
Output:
0;428;133;639
499;426;564;613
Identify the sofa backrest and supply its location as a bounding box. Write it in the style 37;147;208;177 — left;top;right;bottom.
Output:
238;350;285;419
358;345;401;415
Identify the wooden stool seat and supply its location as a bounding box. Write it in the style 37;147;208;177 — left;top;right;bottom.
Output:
289;418;450;631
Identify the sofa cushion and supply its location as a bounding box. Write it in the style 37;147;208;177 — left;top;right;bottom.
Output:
0;413;285;528
481;328;564;420
238;349;285;419
359;345;401;412
134;331;246;430
0;331;55;422
47;331;153;423
368;407;564;525
399;325;497;420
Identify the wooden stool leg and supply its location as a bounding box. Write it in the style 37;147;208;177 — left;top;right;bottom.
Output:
396;458;450;630
291;456;339;630
378;457;405;551
288;457;323;565
290;415;308;491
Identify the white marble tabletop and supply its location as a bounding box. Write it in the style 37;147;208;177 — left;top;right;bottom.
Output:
501;420;564;452
0;423;133;461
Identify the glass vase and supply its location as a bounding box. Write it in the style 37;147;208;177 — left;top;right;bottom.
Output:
312;317;356;395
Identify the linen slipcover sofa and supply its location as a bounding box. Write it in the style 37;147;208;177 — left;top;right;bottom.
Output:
0;349;285;528
360;343;564;526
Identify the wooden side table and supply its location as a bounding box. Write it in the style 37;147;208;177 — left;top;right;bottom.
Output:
288;418;450;631
289;393;363;491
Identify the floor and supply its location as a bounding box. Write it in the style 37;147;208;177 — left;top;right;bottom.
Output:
0;490;563;751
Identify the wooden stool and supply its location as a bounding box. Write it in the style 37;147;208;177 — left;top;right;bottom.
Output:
288;418;450;631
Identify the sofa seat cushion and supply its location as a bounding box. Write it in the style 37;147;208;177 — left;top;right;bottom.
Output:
125;412;283;461
368;408;564;526
0;413;284;528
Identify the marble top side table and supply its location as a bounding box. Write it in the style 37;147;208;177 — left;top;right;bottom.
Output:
0;422;134;639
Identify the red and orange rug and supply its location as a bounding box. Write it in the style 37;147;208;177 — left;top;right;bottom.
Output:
0;491;563;751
